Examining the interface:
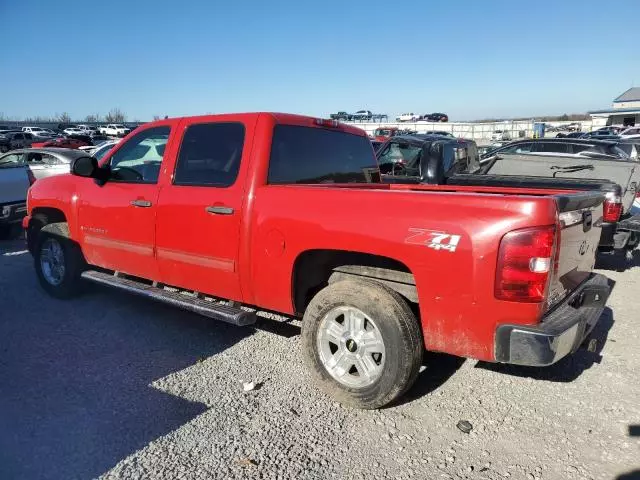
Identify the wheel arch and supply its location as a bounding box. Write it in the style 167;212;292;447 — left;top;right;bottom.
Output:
291;249;418;316
27;207;68;253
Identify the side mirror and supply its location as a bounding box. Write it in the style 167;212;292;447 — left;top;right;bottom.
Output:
71;156;99;178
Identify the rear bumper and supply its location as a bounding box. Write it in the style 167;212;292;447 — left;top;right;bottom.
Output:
0;202;27;225
494;274;611;366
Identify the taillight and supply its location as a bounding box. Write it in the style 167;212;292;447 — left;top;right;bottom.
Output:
495;225;557;303
27;168;37;186
603;191;622;223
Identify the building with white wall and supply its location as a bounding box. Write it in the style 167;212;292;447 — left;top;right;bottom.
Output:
589;88;640;126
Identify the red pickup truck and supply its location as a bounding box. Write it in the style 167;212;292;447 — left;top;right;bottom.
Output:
23;113;611;409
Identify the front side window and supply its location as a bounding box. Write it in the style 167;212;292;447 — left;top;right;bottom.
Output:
268;125;376;184
108;126;170;183
499;142;532;154
173;122;245;187
0;153;24;167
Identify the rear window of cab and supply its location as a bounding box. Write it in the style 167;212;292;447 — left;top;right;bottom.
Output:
268;125;377;184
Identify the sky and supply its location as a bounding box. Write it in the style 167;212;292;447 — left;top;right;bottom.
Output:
1;0;639;121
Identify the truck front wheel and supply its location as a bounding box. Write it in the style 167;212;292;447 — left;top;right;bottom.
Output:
302;279;423;409
34;232;85;299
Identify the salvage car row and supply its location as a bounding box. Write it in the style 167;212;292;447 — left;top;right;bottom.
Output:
1;112;636;410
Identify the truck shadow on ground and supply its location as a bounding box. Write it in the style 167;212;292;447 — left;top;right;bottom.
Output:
395;352;466;407
0;272;259;480
474;306;615;383
596;250;640;272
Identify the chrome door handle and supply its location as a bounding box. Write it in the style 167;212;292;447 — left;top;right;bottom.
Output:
130;200;152;208
206;206;234;215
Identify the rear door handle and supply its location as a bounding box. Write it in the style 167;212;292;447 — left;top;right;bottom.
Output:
206;206;234;215
130;199;152;208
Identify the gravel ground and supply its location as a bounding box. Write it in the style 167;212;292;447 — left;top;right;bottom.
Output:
1;234;639;480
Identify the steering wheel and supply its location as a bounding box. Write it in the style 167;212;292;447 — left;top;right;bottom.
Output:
112;166;144;181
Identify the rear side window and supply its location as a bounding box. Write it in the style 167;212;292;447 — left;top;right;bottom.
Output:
174;122;245;187
534;142;569;154
500;142;532;154
268;125;376;184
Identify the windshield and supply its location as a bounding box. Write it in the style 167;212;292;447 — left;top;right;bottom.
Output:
377;142;422;168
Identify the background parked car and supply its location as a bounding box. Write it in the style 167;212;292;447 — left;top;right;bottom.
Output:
31;137;90;149
0;131;33;152
63;127;86;136
0;151;33;236
555;131;585;138
490;130;511;141
18;148;91;180
424;112;448;122
329;112;351;121
619;126;640;139
396;113;419;122
481;138;630;160
21;126;53;138
76;125;97;135
349;110;372;121
101;124;131;136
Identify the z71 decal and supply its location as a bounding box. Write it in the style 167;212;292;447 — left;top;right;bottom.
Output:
405;228;461;252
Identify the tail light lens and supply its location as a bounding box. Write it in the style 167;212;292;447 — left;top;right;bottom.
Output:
495;225;557;303
603;192;622;223
27;168;37;186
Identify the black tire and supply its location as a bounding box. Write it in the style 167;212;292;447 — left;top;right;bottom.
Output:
34;231;86;299
302;279;423;409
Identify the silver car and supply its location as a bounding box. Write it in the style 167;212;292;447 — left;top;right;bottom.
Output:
0;148;90;180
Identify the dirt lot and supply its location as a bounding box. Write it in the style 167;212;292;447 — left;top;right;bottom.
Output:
1;234;639;480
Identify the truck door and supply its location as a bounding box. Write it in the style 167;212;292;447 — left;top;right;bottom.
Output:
154;117;254;302
76;123;176;280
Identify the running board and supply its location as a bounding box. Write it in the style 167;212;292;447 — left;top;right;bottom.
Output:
81;270;256;326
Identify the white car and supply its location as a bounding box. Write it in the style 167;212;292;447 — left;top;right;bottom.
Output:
620;126;640;139
21;126;52;138
396;113;419;122
76;124;97;135
63;127;85;136
490;130;511;141
102;124;131;137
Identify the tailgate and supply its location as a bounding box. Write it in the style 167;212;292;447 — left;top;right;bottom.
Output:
547;192;604;308
0;165;30;204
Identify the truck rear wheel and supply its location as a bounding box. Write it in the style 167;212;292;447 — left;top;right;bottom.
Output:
302;279;423;409
34;232;85;299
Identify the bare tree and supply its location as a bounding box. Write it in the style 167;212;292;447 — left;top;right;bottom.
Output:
85;114;99;123
105;108;126;123
152;115;161;121
57;112;72;123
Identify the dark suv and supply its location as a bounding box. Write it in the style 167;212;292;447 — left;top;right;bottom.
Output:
481;138;629;160
0;131;33;152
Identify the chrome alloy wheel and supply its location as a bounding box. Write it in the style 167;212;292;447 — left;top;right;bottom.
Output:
40;237;66;286
316;306;386;388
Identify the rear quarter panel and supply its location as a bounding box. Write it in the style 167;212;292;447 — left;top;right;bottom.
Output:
250;186;559;361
